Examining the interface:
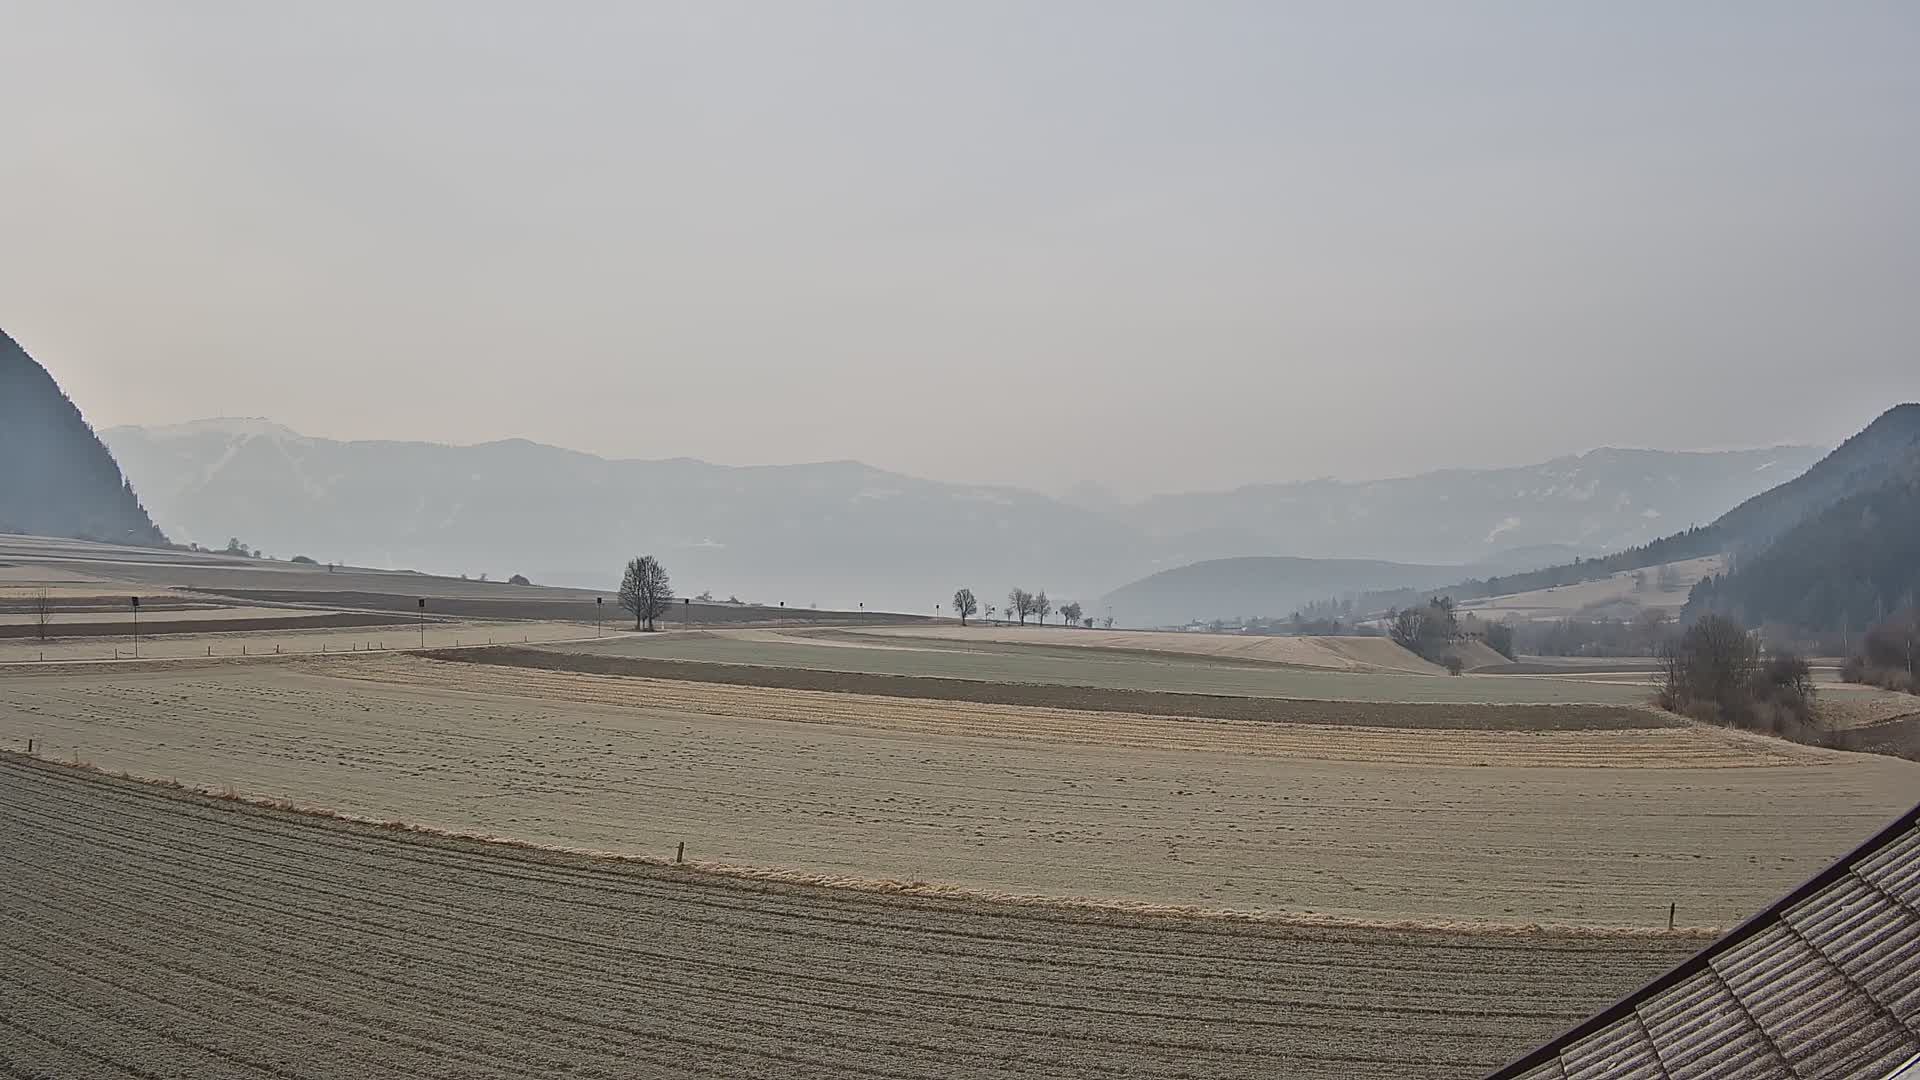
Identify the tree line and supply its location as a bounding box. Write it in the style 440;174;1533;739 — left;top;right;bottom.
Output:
950;587;1096;628
612;555;1100;633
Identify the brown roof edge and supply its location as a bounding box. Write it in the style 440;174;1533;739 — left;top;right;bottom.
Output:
1486;798;1920;1079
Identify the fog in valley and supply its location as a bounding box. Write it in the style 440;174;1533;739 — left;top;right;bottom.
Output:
6;3;1918;493
4;3;1918;617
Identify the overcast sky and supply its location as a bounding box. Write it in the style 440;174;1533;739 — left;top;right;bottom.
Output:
3;2;1916;496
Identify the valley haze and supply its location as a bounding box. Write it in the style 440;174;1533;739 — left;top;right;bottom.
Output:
104;417;1822;621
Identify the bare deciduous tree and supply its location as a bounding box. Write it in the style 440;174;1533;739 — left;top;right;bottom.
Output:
1007;588;1033;625
951;588;978;626
1658;614;1759;718
619;555;674;631
32;588;54;642
1032;591;1051;626
1059;601;1083;627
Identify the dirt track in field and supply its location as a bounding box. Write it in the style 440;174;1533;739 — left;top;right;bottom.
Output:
5;654;1913;927
0;755;1701;1080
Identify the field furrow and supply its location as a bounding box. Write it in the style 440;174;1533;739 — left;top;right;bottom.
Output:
4;655;1913;926
0;756;1695;1079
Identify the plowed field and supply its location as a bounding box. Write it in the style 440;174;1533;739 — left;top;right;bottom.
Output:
0;755;1699;1079
5;653;1913;927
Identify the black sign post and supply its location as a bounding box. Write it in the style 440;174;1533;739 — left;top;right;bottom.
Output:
683;597;690;631
596;596;603;637
417;597;426;648
130;596;140;658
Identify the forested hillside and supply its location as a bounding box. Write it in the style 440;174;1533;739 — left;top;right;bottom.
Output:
1709;403;1920;556
1686;455;1920;634
0;329;165;546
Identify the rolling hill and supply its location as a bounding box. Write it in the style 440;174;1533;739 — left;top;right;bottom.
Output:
1099;550;1575;629
0;328;164;546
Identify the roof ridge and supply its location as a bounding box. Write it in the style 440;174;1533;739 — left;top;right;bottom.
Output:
1489;804;1920;1078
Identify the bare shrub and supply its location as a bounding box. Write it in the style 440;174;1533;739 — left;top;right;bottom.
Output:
31;588;53;642
1659;617;1824;743
1847;609;1920;696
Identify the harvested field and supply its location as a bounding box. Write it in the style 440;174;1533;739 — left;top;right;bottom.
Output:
861;624;1445;672
4;654;1913;926
1818;684;1920;730
1458;555;1726;622
450;646;1675;730
0;610;407;639
546;631;1651;704
0;619;590;664
0;755;1702;1079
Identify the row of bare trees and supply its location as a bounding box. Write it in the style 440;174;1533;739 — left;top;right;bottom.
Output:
947;587;1090;627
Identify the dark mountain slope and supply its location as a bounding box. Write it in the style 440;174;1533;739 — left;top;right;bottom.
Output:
1687;452;1920;634
0;329;164;545
1709;403;1920;556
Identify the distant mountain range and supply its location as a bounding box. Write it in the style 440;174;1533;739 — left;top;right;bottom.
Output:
102;417;1824;620
1276;404;1920;639
0;330;164;546
103;419;1133;611
1111;446;1825;567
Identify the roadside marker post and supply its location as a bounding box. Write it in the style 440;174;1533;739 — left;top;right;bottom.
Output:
418;598;426;648
130;596;140;657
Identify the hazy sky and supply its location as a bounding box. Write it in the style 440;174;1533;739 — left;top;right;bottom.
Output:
4;2;1917;496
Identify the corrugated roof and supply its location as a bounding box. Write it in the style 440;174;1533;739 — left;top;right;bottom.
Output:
1492;803;1920;1080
